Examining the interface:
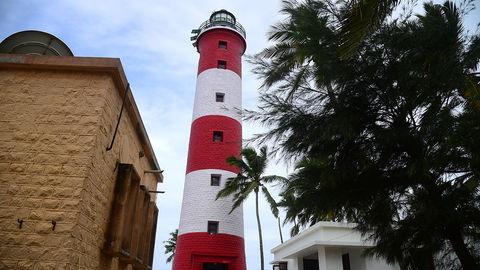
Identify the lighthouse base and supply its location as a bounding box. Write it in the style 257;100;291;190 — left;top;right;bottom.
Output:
173;233;246;270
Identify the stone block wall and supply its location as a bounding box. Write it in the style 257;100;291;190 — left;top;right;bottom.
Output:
0;68;158;270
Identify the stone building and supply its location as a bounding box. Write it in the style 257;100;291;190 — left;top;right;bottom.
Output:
0;31;163;270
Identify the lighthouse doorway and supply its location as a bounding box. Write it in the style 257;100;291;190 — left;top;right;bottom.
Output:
203;262;228;270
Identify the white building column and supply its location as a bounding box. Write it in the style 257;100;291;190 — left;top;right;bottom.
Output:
297;257;304;270
287;258;299;270
318;247;327;270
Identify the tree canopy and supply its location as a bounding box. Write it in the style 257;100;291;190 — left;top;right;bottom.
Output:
249;0;480;269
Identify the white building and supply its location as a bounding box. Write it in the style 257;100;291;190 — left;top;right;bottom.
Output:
271;222;400;270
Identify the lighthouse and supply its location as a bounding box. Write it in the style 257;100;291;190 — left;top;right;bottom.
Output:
173;10;247;270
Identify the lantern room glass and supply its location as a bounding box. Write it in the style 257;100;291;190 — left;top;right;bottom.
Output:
210;11;235;24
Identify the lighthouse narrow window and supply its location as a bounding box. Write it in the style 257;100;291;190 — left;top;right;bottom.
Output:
207;221;219;234
213;131;223;142
218;40;228;49
211;174;221;186
217;60;227;69
215;92;225;102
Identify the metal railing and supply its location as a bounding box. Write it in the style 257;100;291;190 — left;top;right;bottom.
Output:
197;19;246;39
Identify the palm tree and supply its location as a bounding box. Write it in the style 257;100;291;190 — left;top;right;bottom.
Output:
339;0;401;57
278;188;303;237
164;229;177;264
216;146;285;270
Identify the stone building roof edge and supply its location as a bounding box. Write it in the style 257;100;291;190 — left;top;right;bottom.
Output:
0;53;163;182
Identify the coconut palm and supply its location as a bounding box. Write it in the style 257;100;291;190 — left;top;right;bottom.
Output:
164;229;177;264
216;146;285;270
278;189;301;237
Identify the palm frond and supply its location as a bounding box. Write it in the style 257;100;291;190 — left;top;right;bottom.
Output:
216;176;246;200
290;222;301;237
262;186;279;217
339;0;400;58
463;35;480;71
241;147;267;178
229;181;257;214
163;229;178;264
226;156;251;174
261;175;288;184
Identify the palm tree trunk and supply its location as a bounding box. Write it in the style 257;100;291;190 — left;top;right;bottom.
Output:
277;217;283;243
255;190;265;270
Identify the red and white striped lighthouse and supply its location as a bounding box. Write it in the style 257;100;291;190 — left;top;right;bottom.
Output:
173;10;247;270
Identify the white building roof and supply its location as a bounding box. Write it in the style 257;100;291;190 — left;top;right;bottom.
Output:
272;222;375;260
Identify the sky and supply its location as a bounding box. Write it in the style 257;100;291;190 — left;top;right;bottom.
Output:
1;1;478;270
0;1;291;269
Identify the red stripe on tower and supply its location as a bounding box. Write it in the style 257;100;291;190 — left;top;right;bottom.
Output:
186;115;241;174
174;9;247;270
174;233;246;270
197;29;245;77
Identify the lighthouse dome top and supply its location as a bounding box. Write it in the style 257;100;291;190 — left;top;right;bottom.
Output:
191;9;246;46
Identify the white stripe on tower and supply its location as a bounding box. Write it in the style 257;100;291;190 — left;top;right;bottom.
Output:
192;68;242;123
178;169;244;237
